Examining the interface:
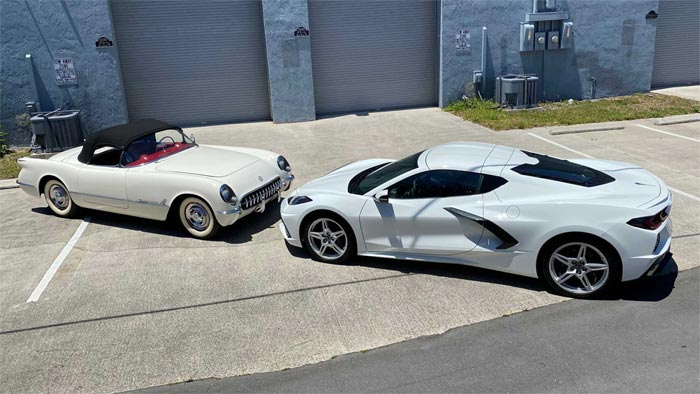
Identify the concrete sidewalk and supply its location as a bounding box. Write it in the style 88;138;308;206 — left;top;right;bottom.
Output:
652;85;700;101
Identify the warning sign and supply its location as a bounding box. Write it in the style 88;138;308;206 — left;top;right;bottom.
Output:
53;57;77;86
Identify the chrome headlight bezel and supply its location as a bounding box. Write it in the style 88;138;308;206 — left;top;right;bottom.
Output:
277;155;291;172
219;184;238;204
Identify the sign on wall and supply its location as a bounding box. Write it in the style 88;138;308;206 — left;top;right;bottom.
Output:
456;29;471;56
53;57;77;86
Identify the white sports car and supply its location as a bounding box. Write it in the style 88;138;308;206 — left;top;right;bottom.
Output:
17;119;294;239
279;142;672;298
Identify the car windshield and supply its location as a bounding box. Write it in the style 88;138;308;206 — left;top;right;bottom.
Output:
122;128;195;167
349;150;424;195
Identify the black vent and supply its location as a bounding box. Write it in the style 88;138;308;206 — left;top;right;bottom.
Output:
241;177;281;210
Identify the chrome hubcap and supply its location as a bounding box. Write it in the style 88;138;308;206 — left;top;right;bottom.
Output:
49;184;69;210
308;218;347;260
185;203;210;231
549;242;609;295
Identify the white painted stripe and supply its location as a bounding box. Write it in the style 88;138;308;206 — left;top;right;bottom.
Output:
667;186;700;203
527;133;595;158
27;217;91;303
527;133;700;203
635;124;700;143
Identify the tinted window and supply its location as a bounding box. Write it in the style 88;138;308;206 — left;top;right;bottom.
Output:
349;151;424;195
480;174;508;193
388;170;482;199
512;151;614;187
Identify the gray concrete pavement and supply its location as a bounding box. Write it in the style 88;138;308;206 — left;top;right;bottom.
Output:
0;109;698;393
138;267;700;394
652;85;700;101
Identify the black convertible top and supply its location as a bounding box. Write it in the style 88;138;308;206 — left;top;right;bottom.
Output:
78;119;180;163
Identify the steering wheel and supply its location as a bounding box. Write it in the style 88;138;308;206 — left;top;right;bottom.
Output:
157;135;176;151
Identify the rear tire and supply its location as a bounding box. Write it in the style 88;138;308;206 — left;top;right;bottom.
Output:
178;197;219;239
302;213;356;264
43;179;79;218
538;235;621;299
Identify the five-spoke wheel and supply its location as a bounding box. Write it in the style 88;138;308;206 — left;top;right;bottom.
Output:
303;215;355;263
43;179;78;218
540;236;620;298
178;197;219;239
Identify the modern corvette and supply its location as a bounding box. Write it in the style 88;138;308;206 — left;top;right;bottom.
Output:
17;119;294;239
279;142;672;298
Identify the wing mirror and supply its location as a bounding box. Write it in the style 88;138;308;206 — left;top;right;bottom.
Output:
373;189;389;203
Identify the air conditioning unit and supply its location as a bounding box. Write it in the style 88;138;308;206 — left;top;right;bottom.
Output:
495;74;539;109
30;110;84;152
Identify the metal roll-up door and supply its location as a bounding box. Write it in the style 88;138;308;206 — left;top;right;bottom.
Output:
651;0;700;88
308;0;438;116
110;0;270;125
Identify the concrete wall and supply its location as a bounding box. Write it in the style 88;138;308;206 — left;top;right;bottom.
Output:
262;0;315;123
1;0;662;144
0;0;126;145
439;0;660;106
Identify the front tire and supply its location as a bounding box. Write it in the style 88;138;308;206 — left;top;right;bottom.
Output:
302;213;356;264
44;179;78;218
179;197;219;239
539;235;621;298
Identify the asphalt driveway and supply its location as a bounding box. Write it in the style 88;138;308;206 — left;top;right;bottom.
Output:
0;108;698;393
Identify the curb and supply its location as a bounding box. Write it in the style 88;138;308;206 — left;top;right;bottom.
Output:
653;113;700;126
548;124;624;135
0;178;19;190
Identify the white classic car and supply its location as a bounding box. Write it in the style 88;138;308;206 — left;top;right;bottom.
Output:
17;119;294;239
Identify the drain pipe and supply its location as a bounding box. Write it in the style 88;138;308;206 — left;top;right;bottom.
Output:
532;0;538;12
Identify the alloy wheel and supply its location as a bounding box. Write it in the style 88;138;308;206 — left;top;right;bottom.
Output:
548;242;610;296
307;218;348;261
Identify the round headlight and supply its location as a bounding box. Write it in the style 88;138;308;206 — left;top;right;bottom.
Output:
219;184;237;203
277;156;291;172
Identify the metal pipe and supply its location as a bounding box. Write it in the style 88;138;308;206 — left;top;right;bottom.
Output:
533;0;538;13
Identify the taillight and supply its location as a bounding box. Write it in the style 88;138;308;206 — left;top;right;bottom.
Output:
627;206;670;230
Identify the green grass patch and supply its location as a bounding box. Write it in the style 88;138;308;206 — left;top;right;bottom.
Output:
0;149;31;179
445;93;700;130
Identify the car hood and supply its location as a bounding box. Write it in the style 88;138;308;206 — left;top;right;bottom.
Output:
155;145;260;177
296;159;392;195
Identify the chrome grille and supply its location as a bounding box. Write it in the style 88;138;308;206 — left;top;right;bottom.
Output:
240;177;281;210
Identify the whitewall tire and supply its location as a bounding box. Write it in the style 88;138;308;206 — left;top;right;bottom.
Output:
179;197;219;239
44;179;78;218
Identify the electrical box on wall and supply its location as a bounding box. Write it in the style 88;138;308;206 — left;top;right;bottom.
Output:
534;32;547;51
519;23;535;51
547;31;560;49
519;9;572;52
561;21;574;49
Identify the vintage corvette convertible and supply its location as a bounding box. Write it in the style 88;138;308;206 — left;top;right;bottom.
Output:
17;119;294;238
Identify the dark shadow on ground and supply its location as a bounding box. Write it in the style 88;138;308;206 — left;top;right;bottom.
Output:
287;242;680;302
31;201;282;244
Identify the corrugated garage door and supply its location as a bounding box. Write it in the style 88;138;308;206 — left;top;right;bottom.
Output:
308;0;438;115
651;0;700;88
110;0;270;125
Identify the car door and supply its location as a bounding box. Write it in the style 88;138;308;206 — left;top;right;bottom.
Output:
359;170;485;256
76;159;128;209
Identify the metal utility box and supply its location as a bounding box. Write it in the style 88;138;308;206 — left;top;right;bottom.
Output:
519;23;535;51
534;32;547;51
561;21;574;49
30;110;84;152
495;74;539;109
547;31;560;49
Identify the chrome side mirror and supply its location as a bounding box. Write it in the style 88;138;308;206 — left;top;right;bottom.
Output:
373;189;389;203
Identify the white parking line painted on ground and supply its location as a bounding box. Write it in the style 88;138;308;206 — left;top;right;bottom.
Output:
26;217;91;303
635;124;700;143
527;133;700;203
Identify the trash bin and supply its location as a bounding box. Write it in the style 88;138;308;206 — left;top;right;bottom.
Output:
30;109;84;152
